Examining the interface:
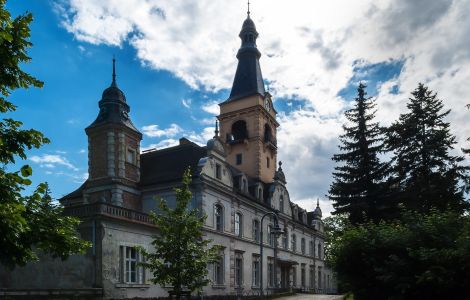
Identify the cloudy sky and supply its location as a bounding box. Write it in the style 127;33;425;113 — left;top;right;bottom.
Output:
8;0;470;216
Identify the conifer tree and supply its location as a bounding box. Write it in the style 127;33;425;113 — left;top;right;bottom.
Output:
464;104;469;155
329;83;391;224
386;83;468;213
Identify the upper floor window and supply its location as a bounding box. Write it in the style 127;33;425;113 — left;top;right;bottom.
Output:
282;230;288;249
215;204;224;232
279;195;284;213
257;187;263;200
236;153;242;165
310;240;314;256
127;149;136;164
231;120;248;141
291;234;297;252
267;225;274;247
253;219;260;243
318;243;322;259
235;213;242;237
266;157;270;168
264;124;272;142
215;163;222;179
301;238;306;255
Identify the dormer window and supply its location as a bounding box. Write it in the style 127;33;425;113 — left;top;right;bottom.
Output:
257;187;263;200
127;149;136;164
279;195;284;213
215;163;222;179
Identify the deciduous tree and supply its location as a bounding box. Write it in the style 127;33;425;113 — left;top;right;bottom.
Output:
0;0;90;268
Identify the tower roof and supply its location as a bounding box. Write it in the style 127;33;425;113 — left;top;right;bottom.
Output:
227;13;266;102
87;58;139;132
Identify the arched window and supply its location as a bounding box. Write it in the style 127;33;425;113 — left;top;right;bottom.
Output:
301;238;306;254
231;120;248;141
291;234;297;252
310;240;314;256
253;219;260;243
215;204;224;232
279;195;284;213
235;213;242;237
264;124;272;142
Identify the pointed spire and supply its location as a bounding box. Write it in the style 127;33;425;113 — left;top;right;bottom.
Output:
214;119;219;137
111;56;117;87
316;198;320;208
247;0;250;17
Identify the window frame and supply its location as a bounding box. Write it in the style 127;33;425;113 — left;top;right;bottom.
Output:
253;219;260;243
214;204;224;232
235;212;242;237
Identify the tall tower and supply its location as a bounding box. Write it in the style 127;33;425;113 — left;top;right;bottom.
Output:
84;59;142;209
218;13;278;183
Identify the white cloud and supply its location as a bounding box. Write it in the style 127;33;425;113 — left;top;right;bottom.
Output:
201;101;220;115
142;123;183;138
57;0;470;215
181;98;191;108
30;154;79;171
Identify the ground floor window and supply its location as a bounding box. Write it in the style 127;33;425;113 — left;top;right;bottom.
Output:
268;259;274;287
120;246;145;284
301;264;306;288
235;253;243;287
309;266;315;288
252;256;260;287
214;253;224;285
292;266;297;287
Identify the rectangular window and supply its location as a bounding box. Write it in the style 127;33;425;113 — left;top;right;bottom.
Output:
120;246;144;284
283;232;288;249
268;260;274;287
318;268;322;290
266;157;270;168
236;153;242;165
301;264;306;288
310;267;314;289
215;163;222;179
235;213;242;237
253;220;260;243
292;267;297;287
214;254;224;285
127;149;135;164
252;257;260;287
235;256;243;287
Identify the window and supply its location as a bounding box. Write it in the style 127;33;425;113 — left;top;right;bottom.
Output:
266;157;270;168
310;240;314;256
264;124;272;142
231;120;248;141
214;254;224;285
257;187;263;200
318;268;322;290
253;219;260;243
279;195;284;213
291;234;296;252
235;213;242;237
241;178;247;192
120;246;144;284
236;153;242;165
282;230;288;249
215;163;222;179
252;256;260;287
267;225;274;247
318;243;322;259
127;149;135;164
235;255;243;287
301;238;306;255
215;204;223;232
310;266;315;289
301;264;306;288
268;259;274;287
292;267;297;287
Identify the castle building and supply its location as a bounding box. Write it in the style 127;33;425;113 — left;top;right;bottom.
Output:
0;11;336;299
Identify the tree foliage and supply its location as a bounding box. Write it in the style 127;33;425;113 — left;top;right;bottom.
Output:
139;169;221;298
386;83;468;213
0;0;90;269
330;210;470;300
329;83;392;224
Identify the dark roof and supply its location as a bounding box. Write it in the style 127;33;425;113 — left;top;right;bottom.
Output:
226;16;266;102
60;181;86;202
140;140;207;186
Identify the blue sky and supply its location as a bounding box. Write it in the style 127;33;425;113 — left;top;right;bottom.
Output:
7;0;470;215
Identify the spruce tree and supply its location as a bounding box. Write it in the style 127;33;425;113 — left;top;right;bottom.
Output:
386;83;468;213
329;83;391;224
464;104;469;155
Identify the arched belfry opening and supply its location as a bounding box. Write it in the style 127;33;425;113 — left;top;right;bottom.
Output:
231;120;248;141
264;124;272;142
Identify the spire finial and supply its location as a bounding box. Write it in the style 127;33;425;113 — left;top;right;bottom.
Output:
278;161;282;169
215;119;219;137
112;56;117;86
247;0;250;17
316;198;320;207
